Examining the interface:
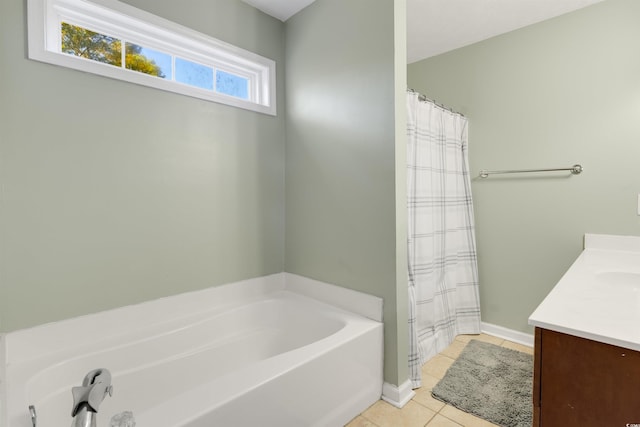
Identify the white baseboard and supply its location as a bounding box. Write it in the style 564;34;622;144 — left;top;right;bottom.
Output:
481;322;534;347
381;380;415;408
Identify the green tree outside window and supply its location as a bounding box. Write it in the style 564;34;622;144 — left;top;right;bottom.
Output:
61;23;165;78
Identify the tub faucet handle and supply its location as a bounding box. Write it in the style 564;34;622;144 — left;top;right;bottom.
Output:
71;369;113;416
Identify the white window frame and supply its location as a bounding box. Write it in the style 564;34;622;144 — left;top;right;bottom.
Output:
27;0;277;115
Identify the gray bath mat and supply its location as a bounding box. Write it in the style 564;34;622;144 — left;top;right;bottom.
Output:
431;340;533;427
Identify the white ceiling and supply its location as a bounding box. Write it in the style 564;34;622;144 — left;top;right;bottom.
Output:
243;0;606;63
406;0;605;63
242;0;316;21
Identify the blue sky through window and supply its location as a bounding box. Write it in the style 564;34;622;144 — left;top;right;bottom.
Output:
216;70;249;100
175;57;213;90
139;47;172;80
119;44;252;100
128;46;249;99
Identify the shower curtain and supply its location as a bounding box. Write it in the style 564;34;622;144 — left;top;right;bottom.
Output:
406;91;481;388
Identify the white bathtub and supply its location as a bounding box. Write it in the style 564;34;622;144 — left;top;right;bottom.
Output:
3;274;383;427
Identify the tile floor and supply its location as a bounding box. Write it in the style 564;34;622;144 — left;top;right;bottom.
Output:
345;334;534;427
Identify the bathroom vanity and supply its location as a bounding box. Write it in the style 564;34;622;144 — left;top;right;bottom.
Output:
529;234;640;427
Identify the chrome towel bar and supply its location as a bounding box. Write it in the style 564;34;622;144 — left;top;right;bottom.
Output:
479;164;583;178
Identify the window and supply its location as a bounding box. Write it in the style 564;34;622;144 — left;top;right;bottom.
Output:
28;0;276;115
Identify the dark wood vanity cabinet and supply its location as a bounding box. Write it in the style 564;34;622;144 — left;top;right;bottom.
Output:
533;328;640;427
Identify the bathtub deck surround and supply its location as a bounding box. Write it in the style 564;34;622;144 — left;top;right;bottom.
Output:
286;273;383;322
3;273;383;427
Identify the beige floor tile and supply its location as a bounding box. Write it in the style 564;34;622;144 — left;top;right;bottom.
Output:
425;414;463;427
454;334;476;343
352;333;528;427
421;354;455;379
439;405;500;427
421;374;440;391
412;386;445;412
345;415;379;427
455;333;504;346
440;340;467;359
501;340;534;355
361;400;436;427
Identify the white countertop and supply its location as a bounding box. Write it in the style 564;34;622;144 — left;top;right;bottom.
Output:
529;234;640;351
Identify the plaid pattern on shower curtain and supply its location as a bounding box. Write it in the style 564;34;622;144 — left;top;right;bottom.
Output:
406;91;481;388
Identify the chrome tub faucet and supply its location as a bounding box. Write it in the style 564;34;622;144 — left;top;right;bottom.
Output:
71;369;113;427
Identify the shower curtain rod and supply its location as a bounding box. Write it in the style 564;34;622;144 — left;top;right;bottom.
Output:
407;89;465;117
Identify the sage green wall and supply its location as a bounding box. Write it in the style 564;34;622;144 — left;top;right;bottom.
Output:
2;0;409;387
285;0;408;385
0;0;286;332
408;0;640;334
